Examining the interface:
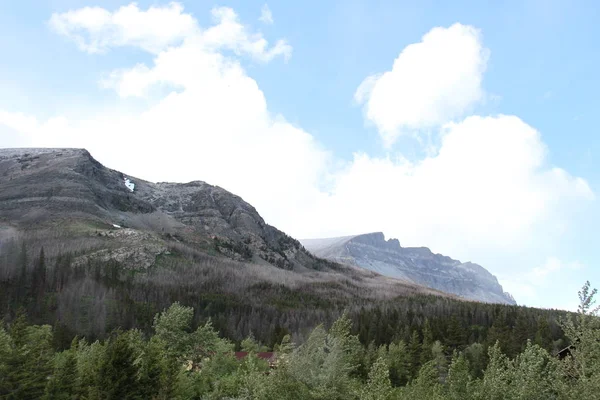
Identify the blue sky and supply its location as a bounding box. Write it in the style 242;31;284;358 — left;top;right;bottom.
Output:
1;0;599;310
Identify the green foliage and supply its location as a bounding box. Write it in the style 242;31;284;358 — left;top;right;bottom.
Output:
3;324;54;399
44;348;78;400
387;339;410;386
98;332;142;399
153;302;194;360
360;356;394;400
0;282;599;400
446;352;473;400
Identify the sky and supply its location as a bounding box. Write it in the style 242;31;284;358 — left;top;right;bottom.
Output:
1;0;599;311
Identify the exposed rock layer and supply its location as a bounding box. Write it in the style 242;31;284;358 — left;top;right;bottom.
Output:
301;232;516;304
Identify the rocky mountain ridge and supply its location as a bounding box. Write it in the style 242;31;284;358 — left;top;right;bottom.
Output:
0;148;322;271
301;232;516;304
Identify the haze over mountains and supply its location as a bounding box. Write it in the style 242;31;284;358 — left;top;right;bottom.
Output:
301;233;516;305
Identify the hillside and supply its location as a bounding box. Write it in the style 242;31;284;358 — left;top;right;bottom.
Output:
0;148;569;365
0;148;454;339
301;232;515;304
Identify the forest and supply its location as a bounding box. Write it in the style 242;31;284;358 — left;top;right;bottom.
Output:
1;282;599;399
0;240;570;356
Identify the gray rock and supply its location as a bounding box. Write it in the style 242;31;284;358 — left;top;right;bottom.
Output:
0;148;318;270
301;232;516;305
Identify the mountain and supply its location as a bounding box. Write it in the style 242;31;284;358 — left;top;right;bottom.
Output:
0;148;456;342
301;232;516;305
0;147;323;270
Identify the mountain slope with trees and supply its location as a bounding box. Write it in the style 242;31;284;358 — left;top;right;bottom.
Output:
0;147;580;394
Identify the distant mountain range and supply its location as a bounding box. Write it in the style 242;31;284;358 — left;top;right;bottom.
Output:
301;232;516;305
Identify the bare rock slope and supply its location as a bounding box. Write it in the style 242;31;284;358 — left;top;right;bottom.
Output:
301;232;516;305
0;148;321;270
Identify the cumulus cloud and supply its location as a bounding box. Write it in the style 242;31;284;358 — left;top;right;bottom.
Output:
5;3;321;226
355;23;489;146
0;7;595;309
49;2;198;54
49;3;290;61
293;115;593;257
259;4;274;24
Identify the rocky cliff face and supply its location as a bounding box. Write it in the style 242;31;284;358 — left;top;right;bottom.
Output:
301;232;516;305
0;148;320;271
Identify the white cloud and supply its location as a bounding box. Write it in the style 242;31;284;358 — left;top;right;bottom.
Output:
291;115;593;258
4;3;321;226
355;23;489;146
50;3;291;62
500;257;586;310
259;4;274;24
0;7;595;309
49;3;198;54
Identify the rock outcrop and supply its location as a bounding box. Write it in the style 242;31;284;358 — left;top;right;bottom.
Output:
301;232;516;304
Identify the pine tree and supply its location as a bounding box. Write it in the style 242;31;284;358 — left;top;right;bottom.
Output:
98;332;142;400
360;356;393;400
31;247;47;312
431;340;448;382
511;341;557;399
446;351;473;400
510;313;530;357
138;337;167;400
388;340;410;386
557;281;600;398
0;327;15;397
446;316;466;349
5;325;54;400
477;342;512;400
408;330;422;379
402;361;445;400
464;342;486;379
16;243;28;302
44;348;78;400
421;319;434;364
534;317;553;352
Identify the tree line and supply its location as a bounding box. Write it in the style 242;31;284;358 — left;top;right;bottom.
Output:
0;282;598;399
0;240;571;358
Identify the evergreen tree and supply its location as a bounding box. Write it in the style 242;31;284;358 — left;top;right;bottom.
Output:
31;247;47;304
402;361;445;400
510;341;558;399
421;319;434;364
17;242;27;290
431;340;448;382
446;316;466;349
0;328;14;397
98;332;141;400
388;340;410;386
477;342;512;400
44;348;78;400
408;329;422;379
464;342;486;379
446;351;473;400
557;281;600;399
534;317;553;352
510;313;530;356
360;356;393;400
153;302;194;361
4;325;54;400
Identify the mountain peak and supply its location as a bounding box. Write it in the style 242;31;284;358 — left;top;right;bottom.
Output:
349;232;401;251
301;232;516;305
